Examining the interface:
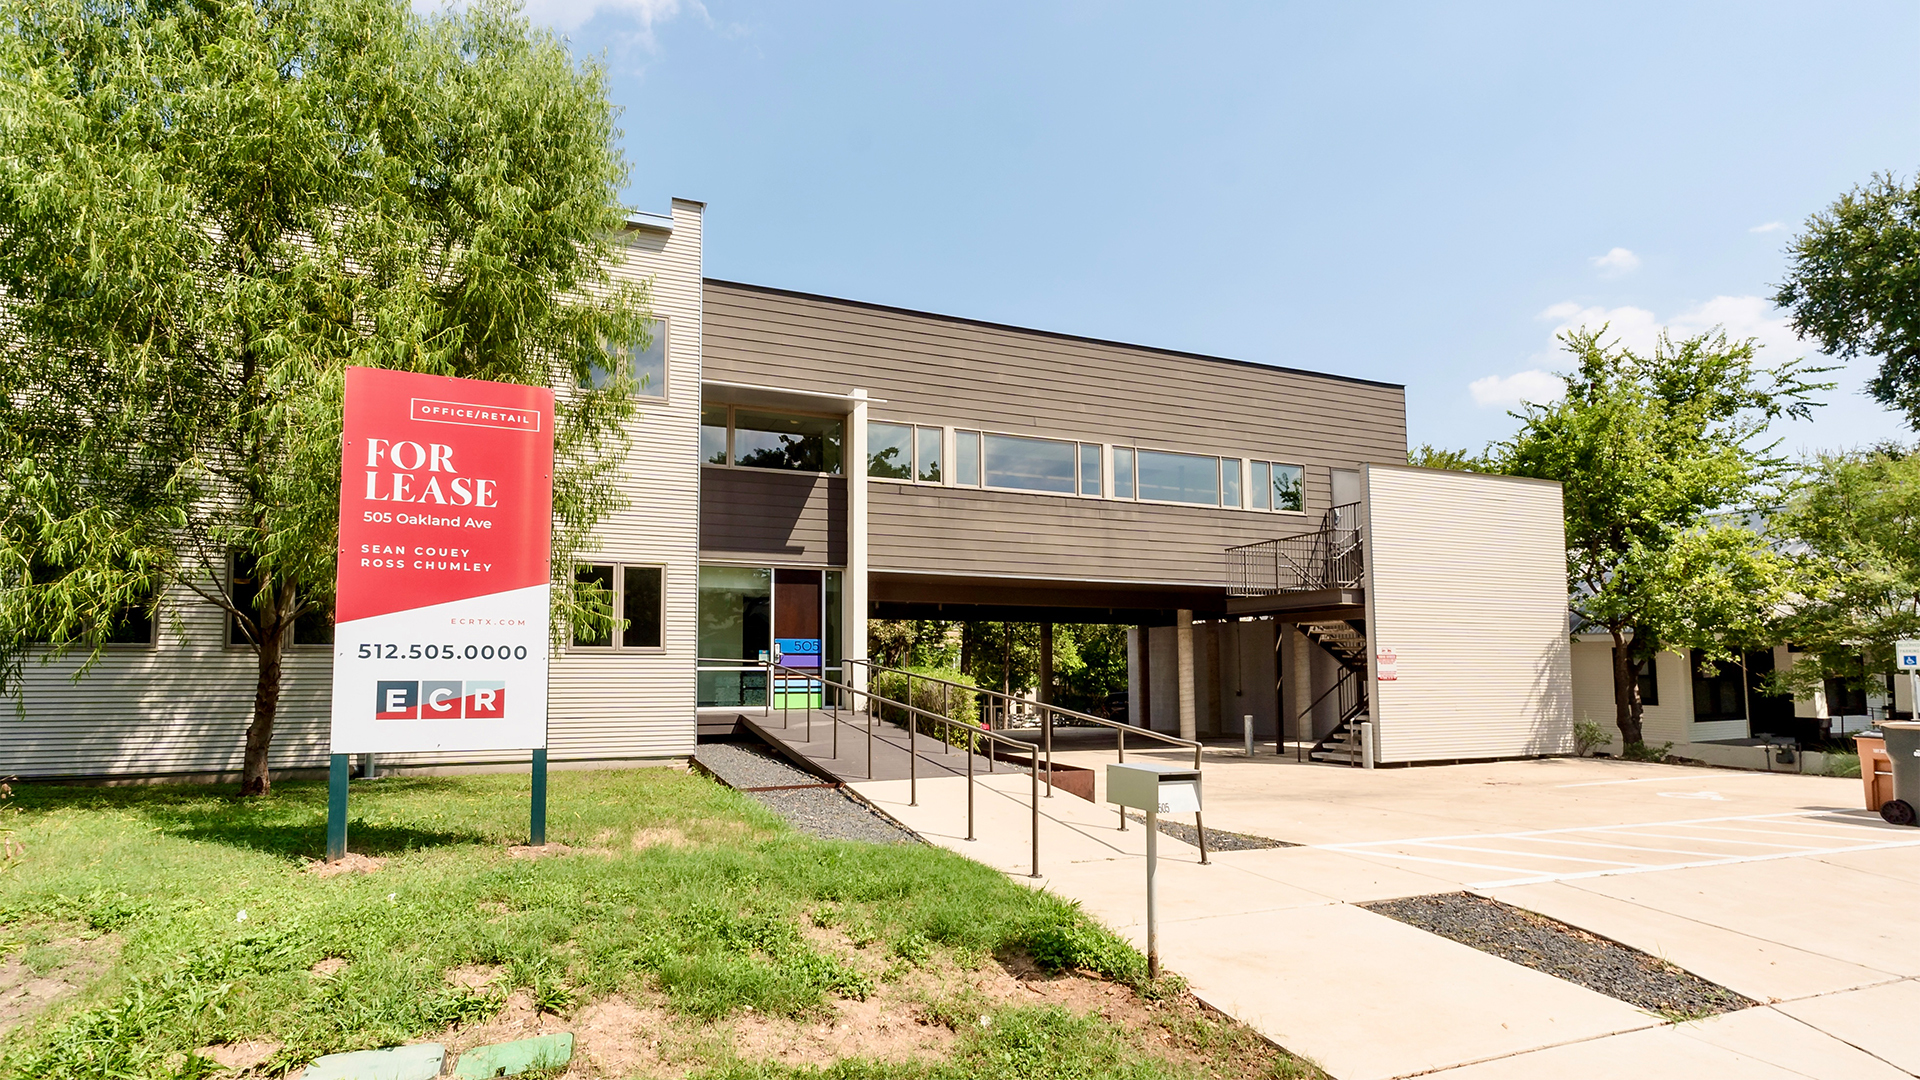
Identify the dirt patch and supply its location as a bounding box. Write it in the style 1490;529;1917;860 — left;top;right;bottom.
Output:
305;852;386;877
446;963;503;990
309;957;348;979
194;1039;282;1073
632;826;689;850
0;931;118;1038
508;842;584;859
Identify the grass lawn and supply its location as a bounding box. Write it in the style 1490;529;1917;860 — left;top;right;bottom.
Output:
0;767;1319;1079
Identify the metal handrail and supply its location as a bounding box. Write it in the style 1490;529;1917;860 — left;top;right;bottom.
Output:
843;658;1210;864
762;660;1047;878
1225;501;1364;597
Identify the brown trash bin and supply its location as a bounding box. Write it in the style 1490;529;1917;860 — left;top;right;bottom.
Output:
1855;733;1894;813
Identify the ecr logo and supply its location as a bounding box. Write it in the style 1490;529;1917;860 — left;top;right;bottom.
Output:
375;680;507;721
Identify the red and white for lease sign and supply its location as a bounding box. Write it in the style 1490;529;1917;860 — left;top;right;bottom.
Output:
328;368;556;754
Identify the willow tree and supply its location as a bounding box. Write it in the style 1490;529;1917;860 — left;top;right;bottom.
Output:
1498;329;1824;748
0;0;651;794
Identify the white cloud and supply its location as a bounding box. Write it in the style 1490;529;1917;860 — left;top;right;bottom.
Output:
1749;221;1785;233
1469;369;1565;408
1590;247;1640;277
1538;295;1802;360
420;0;697;39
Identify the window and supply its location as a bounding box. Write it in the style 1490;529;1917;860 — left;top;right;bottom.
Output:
983;433;1077;493
955;430;981;486
105;602;157;646
1251;461;1271;510
700;405;729;465
1691;649;1745;722
1221;458;1242;508
731;410;843;474
1112;446;1135;499
573;564;665;649
1079;444;1102;496
868;421;912;479
1269;463;1304;512
1136;449;1220;506
917;427;944;483
1635;657;1659;706
228;553;327;646
698;566;772;707
586;317;668;398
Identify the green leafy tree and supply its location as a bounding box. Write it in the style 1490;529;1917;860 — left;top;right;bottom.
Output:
1408;444;1491;472
1767;445;1920;697
1775;172;1920;428
0;0;651;794
1498;329;1825;746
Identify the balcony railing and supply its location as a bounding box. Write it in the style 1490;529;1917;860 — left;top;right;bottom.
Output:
1226;501;1364;597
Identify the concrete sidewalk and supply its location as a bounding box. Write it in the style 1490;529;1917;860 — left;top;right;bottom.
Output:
852;755;1920;1080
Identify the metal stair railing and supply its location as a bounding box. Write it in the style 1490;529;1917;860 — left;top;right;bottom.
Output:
843;658;1211;866
761;659;1054;878
1226;501;1364;597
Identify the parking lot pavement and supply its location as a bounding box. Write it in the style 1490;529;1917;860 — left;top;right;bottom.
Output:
894;751;1920;1079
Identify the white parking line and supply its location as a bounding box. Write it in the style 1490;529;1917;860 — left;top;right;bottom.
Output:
1316;810;1920;888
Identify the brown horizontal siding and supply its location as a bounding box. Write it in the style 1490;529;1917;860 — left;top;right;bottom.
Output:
699;467;846;565
869;484;1310;586
703;282;1408;472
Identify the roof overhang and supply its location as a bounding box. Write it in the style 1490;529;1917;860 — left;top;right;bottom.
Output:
702;379;885;414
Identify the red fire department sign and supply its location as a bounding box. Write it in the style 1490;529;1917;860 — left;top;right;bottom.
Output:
328;368;556;754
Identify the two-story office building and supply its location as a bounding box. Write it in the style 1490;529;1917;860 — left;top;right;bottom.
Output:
6;198;1574;780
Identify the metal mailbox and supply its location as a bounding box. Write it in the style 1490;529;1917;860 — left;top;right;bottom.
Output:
1107;762;1202;815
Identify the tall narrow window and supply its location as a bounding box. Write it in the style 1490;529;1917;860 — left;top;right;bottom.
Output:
1113;446;1135;499
1271;463;1304;512
916;426;944;483
1079;444;1102;496
622;566;664;648
868;422;912;479
1250;461;1272;510
586;317;667;398
700;405;729;465
572;564;616;647
955;430;981;486
1221;458;1242;508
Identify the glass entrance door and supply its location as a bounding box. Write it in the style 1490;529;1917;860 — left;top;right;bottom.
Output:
774;569;823;708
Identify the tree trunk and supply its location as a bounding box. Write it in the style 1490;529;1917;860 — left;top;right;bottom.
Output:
239;583;292;796
1609;628;1645;746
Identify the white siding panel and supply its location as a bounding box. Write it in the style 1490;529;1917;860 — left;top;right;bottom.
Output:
8;201;704;779
1569;642;1697;747
1365;465;1573;763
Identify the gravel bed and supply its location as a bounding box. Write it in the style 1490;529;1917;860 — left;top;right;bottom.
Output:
694;740;823;790
695;740;920;845
747;787;921;844
1365;893;1752;1018
1125;811;1296;850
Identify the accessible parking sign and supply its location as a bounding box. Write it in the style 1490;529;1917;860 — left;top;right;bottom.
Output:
328;367;556;755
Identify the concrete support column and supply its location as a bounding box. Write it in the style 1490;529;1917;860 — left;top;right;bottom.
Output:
1039;622;1054;706
1176;609;1196;742
1287;623;1312;746
847;389;869;698
1136;624;1153;728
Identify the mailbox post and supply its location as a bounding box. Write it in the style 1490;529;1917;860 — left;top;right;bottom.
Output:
1106;762;1202;979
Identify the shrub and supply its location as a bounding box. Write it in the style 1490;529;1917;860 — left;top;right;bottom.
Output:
1573;720;1609;757
872;667;979;730
1621;740;1674;763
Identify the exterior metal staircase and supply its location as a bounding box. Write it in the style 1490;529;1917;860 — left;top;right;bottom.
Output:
1304;619;1371;765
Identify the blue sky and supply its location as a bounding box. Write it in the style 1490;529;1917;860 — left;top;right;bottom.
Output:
538;1;1920;458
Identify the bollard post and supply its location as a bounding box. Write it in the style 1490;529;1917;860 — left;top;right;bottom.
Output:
1244;714;1255;758
1146;805;1160;979
1361;720;1375;770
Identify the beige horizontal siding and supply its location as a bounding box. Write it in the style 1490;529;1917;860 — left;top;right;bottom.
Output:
1365;465;1573;763
11;201;706;779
